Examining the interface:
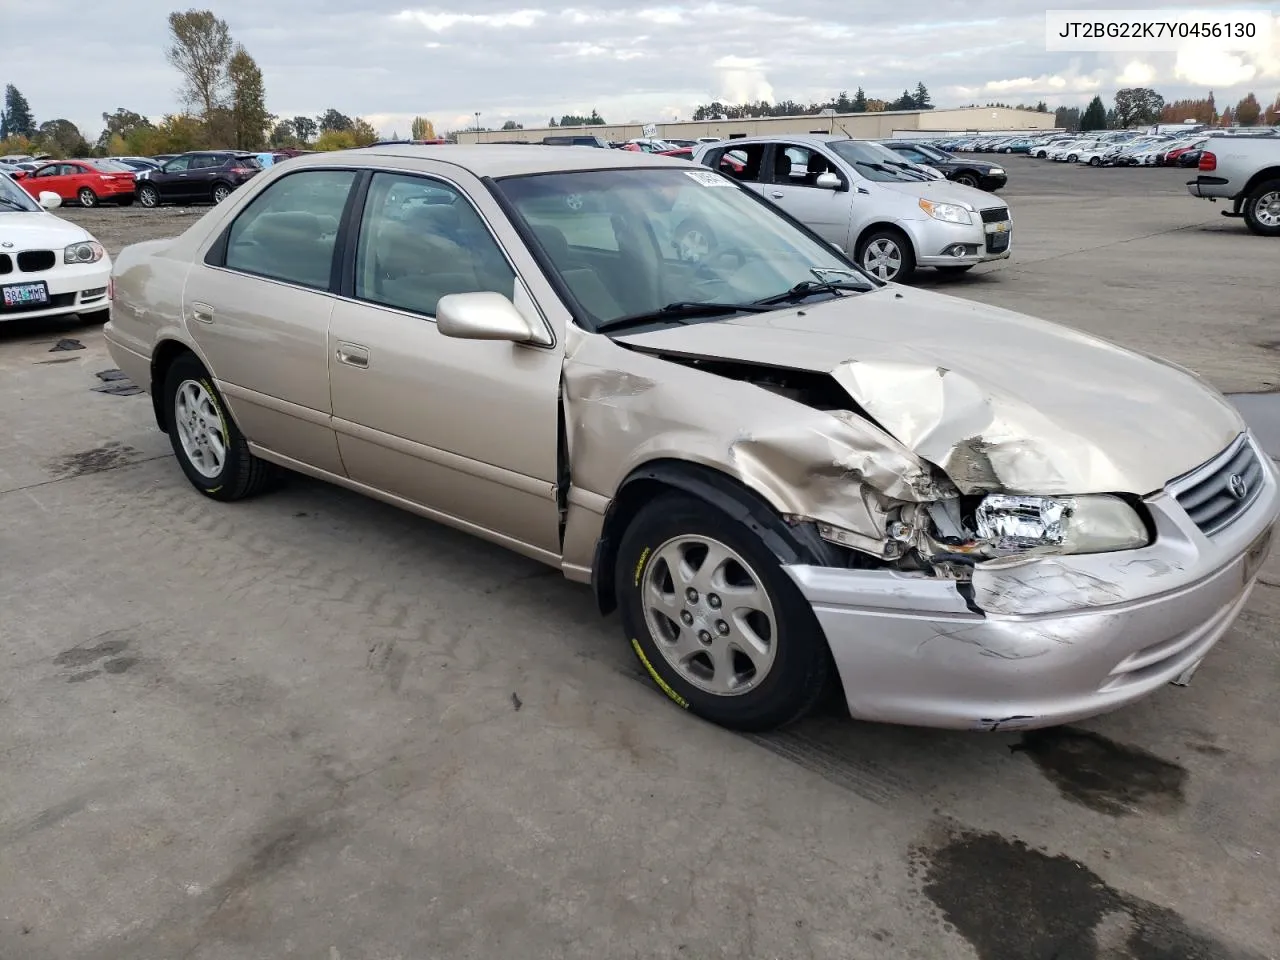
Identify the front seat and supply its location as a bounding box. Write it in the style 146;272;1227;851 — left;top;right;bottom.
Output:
773;152;793;183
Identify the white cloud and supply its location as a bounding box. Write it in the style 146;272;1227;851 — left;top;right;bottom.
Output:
393;8;546;31
1116;60;1156;86
712;55;774;103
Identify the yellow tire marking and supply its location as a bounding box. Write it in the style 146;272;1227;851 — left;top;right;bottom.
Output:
633;546;651;587
632;638;689;709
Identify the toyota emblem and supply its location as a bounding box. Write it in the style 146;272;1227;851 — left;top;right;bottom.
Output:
0;241;13;248
1228;474;1248;500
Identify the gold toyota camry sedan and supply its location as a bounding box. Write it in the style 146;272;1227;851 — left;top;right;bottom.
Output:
104;145;1278;733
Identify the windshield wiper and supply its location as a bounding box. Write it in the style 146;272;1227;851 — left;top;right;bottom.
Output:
755;278;872;306
595;300;769;334
0;195;27;211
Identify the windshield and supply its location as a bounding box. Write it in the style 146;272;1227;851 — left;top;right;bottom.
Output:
0;173;40;212
826;140;925;182
495;167;874;330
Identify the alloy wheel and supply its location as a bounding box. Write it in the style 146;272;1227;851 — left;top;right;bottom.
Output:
1255;191;1280;228
862;238;903;281
640;535;777;696
174;379;227;479
212;185;231;204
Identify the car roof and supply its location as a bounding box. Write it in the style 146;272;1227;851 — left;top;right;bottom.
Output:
299;144;692;178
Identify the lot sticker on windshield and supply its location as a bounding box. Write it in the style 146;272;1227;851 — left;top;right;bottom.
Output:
684;170;733;187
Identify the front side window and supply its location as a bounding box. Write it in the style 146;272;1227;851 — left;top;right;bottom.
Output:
497;167;870;329
354;172;516;318
223;169;356;289
33;165;59;178
775;145;841;187
163;156;192;173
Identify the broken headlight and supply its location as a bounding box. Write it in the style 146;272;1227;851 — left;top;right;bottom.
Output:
974;494;1148;556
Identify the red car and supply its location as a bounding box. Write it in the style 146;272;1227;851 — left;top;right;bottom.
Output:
658;147;746;175
15;159;137;207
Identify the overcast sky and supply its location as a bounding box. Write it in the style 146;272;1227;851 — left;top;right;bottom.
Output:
4;0;1278;137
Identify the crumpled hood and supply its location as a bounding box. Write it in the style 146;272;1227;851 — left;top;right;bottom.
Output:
0;211;92;250
616;285;1243;496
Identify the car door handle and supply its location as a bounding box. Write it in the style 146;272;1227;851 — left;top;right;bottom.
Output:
335;341;369;368
769;191;784;199
190;302;214;324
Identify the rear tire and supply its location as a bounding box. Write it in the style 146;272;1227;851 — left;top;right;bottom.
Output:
77;188;98;208
615;493;830;732
953;172;979;188
137;184;160;208
211;182;232;204
163;353;277;501
1242;179;1280;237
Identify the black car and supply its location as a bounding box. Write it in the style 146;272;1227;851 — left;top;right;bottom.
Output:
135;151;262;207
879;141;1008;191
541;135;610;148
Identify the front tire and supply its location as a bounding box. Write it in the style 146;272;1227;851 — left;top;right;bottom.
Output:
1242;179;1280;237
163;353;276;501
1088;157;1101;166
77;188;98;208
137;184;160;208
857;228;915;283
616;493;830;732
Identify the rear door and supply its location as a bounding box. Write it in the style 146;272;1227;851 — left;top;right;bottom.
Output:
761;142;854;249
183;167;358;474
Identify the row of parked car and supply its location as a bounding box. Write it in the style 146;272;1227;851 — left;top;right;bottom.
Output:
925;128;1279;168
0;148;307;209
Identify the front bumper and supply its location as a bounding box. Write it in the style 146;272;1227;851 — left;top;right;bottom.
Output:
784;434;1279;730
0;260;111;321
914;216;1011;268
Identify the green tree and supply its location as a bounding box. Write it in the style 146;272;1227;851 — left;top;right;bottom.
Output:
1112;87;1165;127
36;119;90;158
1054;105;1081;129
318;108;353;132
549;117;558;126
852;87;867;112
410;116;436;139
501;119;523;130
1235;92;1261;126
1080;95;1107;131
166;9;233;122
351;117;379;146
914;82;933;110
227;46;270;150
2;84;36;138
291;115;318;143
97;108;153;152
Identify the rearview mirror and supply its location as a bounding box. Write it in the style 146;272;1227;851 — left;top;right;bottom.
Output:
38;191;61;210
436;291;537;343
815;171;841;190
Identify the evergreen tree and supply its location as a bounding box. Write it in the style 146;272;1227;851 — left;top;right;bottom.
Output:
3;85;36;138
1080;95;1107;131
914;82;933;110
852;87;867;112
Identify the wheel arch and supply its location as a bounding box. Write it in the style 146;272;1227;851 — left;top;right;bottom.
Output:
1241;166;1280;198
853;220;915;257
590;458;838;615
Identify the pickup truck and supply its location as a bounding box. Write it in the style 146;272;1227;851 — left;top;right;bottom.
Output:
1186;136;1280;236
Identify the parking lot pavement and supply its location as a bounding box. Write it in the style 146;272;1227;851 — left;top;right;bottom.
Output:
2;174;1278;960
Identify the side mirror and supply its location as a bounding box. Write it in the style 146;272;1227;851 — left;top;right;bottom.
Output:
38;191;62;210
436;291;537;343
815;171;841;190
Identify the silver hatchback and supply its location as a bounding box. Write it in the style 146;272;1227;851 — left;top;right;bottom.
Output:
690;134;1011;282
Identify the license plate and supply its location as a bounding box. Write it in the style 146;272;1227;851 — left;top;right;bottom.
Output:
985;220;1009;233
2;281;49;308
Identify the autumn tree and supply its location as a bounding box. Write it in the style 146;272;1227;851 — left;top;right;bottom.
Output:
410;116;437;139
228;45;270;149
1219;106;1234;127
1235;92;1261;126
351;117;379;146
166;10;233;124
1264;95;1280;126
1;85;36;139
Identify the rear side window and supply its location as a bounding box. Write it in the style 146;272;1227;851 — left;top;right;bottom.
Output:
223;170;356;289
353;172;516;318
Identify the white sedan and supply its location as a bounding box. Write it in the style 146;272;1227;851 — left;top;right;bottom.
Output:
0;174;111;324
